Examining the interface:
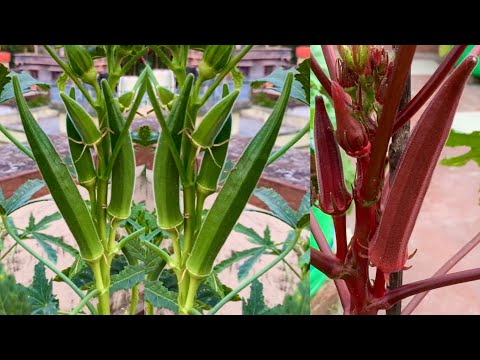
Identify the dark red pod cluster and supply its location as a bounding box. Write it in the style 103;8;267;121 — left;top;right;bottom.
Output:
369;56;478;275
331;81;371;158
314;96;352;216
336;58;358;88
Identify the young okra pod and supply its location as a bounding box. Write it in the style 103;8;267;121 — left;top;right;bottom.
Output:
186;73;293;279
198;45;235;81
64;45;98;87
196;84;232;197
102;80;136;220
191;90;239;150
13;76;103;262
60;92;102;146
66;88;97;190
153;74;194;231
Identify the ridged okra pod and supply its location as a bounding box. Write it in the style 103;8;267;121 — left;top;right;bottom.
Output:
153;74;194;230
186;73;293;278
66;88;97;190
191;90;238;149
13;76;103;262
101;80;136;220
60;92;102;146
196;84;232;197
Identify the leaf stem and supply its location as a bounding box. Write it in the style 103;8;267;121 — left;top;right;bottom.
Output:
114;227;146;252
0;122;34;159
208;228;302;315
142;240;173;267
69;289;100;315
402;231;480;315
266;122;309;167
129;283;139;315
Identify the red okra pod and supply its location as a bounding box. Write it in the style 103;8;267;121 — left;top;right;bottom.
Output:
369;56;478;275
313;96;352;216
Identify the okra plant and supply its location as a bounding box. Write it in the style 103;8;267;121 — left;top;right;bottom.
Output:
0;45;310;315
311;45;480;314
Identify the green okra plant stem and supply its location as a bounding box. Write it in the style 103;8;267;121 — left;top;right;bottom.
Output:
0;122;34;159
69;289;100;315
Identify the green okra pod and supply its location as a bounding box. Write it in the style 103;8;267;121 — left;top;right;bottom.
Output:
101;79;136;220
153;74;194;230
191;90;238;149
186;73;293;278
13;76;103;262
60;92;102;146
66;87;97;190
196;84;232;197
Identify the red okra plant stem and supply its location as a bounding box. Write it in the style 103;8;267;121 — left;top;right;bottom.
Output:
368;268;480;311
310;210;335;256
360;46;416;205
311;55;332;96
333;216;347;261
403;231;480;315
393;45;467;133
311;248;344;278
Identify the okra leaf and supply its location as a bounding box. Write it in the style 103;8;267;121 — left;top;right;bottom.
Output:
237;247;265;281
28;262;59;315
109;264;145;293
56;72;69;92
144;249;164;274
131;126;159;147
204;273;241;302
242;279;268;315
144;280;178;314
214;247;265;273
124;238;146;262
251;67;307;105
0;64;10;98
234;223;273;246
1;179;45;215
296;192;310;229
298;248;310;268
441;130;480;167
295;59;310;102
32;233;58;263
0;71;50;103
34;232;78;257
264;274;310;315
252;187;298;229
231;66;244;90
0;264;32;315
25;212;62;232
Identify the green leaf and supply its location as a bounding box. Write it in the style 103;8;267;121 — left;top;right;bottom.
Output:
296;192;310;229
237;247;265;281
231;66;244;90
124;238;146;262
214;247;265;273
144;249;164;274
298;248;310;268
0;264;32;315
265;274;310;315
204;273;241;302
144;280;178;313
32;232;58;263
295;59;310;102
28;262;59;315
26;212;62;232
1;179;45;215
441;130;480;167
33;232;79;257
56;72;69;92
242;279;268;315
131;125;159;147
0;71;50;103
251;67;307;105
234;223;273;246
0;64;11;99
253;187;298;228
109;264;144;293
